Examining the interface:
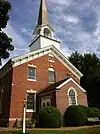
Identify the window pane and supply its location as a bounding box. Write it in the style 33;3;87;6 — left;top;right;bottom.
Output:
41;98;51;108
47;102;51;106
27;93;35;110
27;102;34;109
28;67;36;80
48;70;55;83
43;103;45;107
69;90;76;105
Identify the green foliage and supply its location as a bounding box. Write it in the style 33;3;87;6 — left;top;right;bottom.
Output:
79;105;100;117
64;105;87;126
0;0;11;30
69;51;100;109
68;51;83;72
13;118;35;128
38;107;62;128
78;105;92;117
17;130;29;134
0;0;14;65
69;51;100;75
89;108;100;117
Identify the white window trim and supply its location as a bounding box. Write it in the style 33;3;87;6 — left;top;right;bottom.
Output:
28;66;36;81
28;64;37;68
27;78;36;81
26;90;37;93
67;87;78;106
26;90;36;112
48;53;54;57
48;58;55;63
26;109;35;113
41;97;51;108
48;68;55;72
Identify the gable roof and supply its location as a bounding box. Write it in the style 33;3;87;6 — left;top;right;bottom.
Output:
56;77;86;93
37;78;69;95
11;45;83;79
37;77;86;95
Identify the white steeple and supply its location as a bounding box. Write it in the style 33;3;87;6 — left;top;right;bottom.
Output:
29;0;60;52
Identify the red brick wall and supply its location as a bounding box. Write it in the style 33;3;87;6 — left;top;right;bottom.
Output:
0;68;13;127
0;54;80;127
56;80;87;116
10;54;80;119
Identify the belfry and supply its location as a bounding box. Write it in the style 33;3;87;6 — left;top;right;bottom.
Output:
29;0;60;51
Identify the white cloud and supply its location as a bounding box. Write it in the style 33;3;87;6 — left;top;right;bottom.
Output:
1;23;29;66
61;47;72;57
48;0;70;5
20;27;33;37
94;21;100;42
3;23;29;48
63;15;79;24
47;0;100;57
2;0;100;61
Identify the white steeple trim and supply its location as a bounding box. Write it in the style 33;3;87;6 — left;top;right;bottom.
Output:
11;45;83;79
29;34;60;52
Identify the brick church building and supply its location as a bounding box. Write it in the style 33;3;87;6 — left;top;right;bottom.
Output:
0;0;87;127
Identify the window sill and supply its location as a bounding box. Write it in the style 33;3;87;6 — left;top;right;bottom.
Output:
27;79;36;82
48;59;55;63
26;109;36;113
49;82;55;84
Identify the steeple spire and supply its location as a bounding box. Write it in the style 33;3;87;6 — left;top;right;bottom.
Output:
38;0;49;25
29;0;60;52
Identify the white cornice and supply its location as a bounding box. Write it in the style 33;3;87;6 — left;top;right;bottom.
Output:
11;45;83;79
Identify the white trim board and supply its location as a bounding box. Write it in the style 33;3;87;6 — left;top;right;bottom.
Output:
56;78;86;93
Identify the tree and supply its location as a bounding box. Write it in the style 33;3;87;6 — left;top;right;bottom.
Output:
69;52;100;75
0;0;14;65
68;51;83;73
69;51;100;109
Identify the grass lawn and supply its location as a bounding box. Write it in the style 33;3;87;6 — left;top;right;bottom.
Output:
0;126;100;134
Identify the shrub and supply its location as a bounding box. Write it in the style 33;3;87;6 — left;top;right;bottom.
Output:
13;118;35;128
79;105;100;117
13;119;22;128
78;105;93;117
64;105;87;126
90;108;100;117
37;106;62;128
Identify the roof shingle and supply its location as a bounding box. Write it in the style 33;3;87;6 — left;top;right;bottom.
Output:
37;77;70;95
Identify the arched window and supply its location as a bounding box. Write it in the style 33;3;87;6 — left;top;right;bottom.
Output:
44;28;51;37
48;68;56;84
68;88;77;105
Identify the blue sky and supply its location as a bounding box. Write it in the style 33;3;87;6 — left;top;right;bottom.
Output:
2;0;100;65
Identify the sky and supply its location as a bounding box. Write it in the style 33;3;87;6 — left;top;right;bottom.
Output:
2;0;100;65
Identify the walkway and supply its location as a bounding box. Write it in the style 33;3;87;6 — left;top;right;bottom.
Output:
0;125;100;132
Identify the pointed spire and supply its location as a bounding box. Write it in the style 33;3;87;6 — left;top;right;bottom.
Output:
38;0;49;25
